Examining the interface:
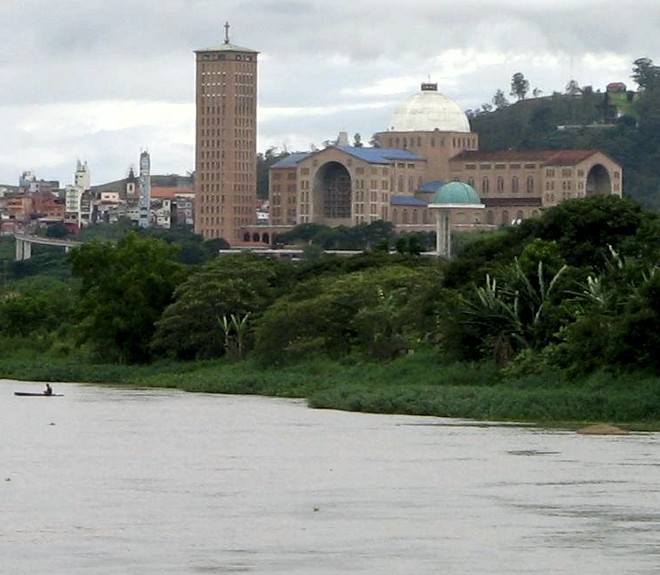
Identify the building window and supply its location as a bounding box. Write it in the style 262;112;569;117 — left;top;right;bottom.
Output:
496;176;504;192
526;176;534;193
481;177;490;194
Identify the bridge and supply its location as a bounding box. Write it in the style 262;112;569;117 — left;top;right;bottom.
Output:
14;233;81;261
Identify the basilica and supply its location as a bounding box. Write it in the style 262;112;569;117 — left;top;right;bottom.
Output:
268;82;622;235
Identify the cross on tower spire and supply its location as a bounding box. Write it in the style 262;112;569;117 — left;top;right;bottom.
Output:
223;21;230;44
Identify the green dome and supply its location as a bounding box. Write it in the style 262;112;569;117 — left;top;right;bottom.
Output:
431;181;481;205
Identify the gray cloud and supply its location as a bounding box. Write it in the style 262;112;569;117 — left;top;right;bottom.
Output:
0;0;658;184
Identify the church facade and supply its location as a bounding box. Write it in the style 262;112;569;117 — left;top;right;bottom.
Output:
268;82;622;235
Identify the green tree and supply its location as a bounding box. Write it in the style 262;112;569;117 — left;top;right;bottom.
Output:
565;79;581;96
253;262;441;365
534;195;645;269
68;233;185;363
555;252;660;375
257;147;290;199
510;72;530;101
0;283;73;338
151;253;294;360
631;57;660;91
492;89;509;110
45;222;69;239
446;252;570;366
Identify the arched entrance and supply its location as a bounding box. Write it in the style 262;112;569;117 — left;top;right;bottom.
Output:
586;165;612;196
313;161;352;223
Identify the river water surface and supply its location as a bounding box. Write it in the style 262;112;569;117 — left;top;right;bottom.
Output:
2;380;659;574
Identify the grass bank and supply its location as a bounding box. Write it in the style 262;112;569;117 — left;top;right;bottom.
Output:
2;348;659;429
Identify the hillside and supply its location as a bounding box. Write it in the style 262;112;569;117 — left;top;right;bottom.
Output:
470;90;660;209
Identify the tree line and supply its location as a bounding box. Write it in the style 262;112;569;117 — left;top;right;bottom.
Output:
0;195;657;381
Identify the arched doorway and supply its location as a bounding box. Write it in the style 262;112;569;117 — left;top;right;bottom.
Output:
586;165;612;196
312;161;352;223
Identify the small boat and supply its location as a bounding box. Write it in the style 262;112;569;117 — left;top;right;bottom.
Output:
14;392;63;397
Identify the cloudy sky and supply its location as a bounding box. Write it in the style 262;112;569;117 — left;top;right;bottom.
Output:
1;0;657;187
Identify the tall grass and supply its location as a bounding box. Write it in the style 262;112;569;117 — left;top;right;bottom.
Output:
2;346;659;428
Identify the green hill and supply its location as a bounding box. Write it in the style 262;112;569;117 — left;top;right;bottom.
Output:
469;90;659;209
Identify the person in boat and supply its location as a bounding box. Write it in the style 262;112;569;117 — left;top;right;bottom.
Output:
44;384;53;396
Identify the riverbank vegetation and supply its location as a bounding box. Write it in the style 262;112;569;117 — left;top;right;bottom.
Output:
1;195;659;428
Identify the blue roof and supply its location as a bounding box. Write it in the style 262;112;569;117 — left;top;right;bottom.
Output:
270;146;423;170
335;146;424;164
418;180;445;193
391;195;427;207
271;152;311;169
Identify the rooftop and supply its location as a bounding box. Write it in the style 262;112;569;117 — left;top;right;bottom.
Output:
334;146;424;164
453;149;605;165
430;181;483;206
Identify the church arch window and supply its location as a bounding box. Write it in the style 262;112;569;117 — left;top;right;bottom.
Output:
486;210;494;225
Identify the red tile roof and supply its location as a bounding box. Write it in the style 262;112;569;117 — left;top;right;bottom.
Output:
151;186;194;199
452;149;601;165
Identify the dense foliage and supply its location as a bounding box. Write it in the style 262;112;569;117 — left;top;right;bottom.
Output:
68;233;185;363
0;196;658;381
151;253;296;360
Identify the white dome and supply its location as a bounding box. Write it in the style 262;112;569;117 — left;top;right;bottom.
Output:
388;83;470;133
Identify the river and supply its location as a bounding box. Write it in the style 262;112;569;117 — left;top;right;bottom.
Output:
2;380;659;574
